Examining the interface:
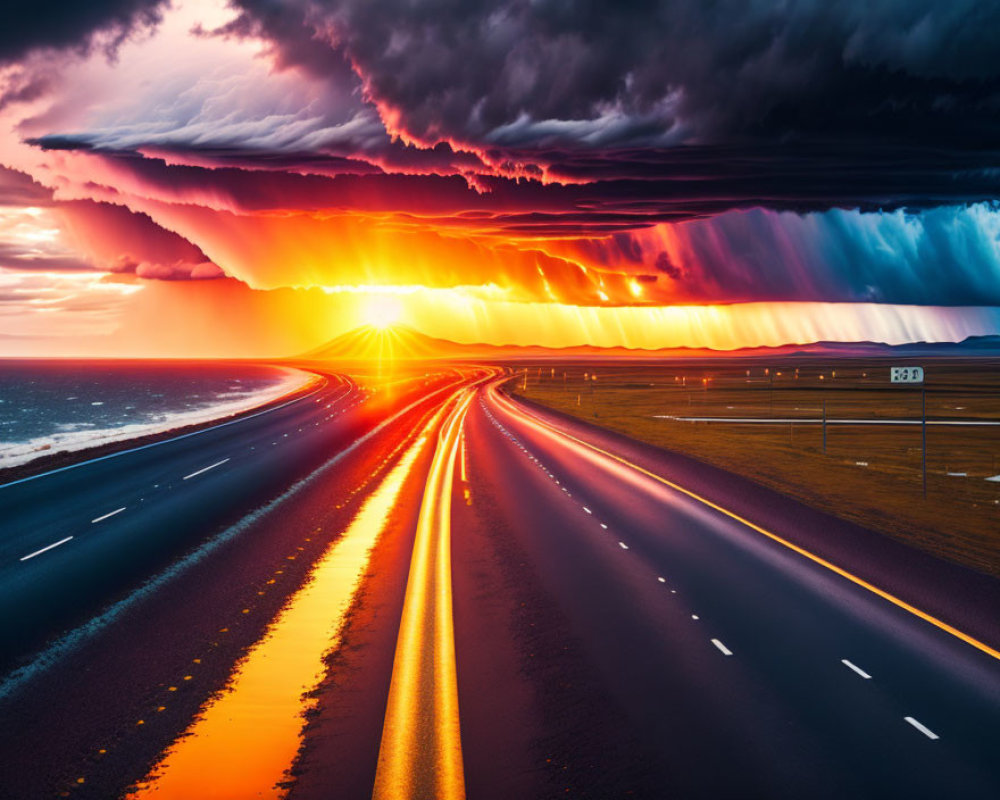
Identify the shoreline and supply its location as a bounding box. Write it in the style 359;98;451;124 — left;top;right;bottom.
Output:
0;365;324;487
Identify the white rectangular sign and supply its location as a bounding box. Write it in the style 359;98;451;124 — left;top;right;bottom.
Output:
890;366;924;383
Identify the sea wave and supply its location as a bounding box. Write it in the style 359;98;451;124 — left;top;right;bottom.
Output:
0;367;316;471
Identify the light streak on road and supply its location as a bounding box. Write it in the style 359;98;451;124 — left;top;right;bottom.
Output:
372;389;475;800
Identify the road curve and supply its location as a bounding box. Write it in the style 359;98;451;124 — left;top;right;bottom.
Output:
1;366;998;799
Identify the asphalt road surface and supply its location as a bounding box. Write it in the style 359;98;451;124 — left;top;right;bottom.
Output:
0;369;997;799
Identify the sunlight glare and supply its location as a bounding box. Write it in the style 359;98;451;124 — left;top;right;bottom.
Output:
361;295;404;329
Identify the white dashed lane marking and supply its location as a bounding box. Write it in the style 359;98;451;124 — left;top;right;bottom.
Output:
91;507;126;524
711;639;733;656
842;659;872;680
182;458;231;481
20;536;73;562
904;717;939;740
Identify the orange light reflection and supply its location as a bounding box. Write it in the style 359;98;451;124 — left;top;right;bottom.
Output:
131;414;433;799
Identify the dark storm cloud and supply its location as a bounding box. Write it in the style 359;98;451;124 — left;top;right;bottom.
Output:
25;140;1000;232
0;0;166;64
198;0;355;84
17;1;1000;214
306;0;1000;149
144;0;1000;213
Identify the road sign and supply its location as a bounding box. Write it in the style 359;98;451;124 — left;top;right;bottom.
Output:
889;366;928;495
890;366;924;383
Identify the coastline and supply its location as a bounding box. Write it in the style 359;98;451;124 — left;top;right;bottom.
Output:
0;365;323;486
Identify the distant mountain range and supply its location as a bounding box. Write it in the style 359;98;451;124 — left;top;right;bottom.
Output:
295;325;1000;362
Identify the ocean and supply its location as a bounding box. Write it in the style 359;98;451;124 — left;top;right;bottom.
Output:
0;360;312;470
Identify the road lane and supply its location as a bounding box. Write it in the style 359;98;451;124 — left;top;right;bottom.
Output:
1;375;343;558
0;373;356;668
460;380;1000;798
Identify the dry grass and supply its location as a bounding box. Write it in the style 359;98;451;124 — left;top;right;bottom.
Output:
512;358;1000;578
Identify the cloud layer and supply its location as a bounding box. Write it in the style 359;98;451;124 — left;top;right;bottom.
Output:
0;0;999;353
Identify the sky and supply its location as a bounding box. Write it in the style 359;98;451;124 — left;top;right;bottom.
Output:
1;0;999;356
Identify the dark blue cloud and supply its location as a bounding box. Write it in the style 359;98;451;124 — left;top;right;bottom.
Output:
0;0;165;64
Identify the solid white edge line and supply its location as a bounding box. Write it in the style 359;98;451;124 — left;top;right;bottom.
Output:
904;716;939;740
711;638;733;656
841;659;872;679
91;507;126;524
182;457;231;481
20;536;73;562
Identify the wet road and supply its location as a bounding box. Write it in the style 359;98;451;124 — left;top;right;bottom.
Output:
455;380;1000;798
0;371;357;671
1;369;998;799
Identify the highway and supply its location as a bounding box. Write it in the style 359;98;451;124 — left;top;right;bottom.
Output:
0;368;998;799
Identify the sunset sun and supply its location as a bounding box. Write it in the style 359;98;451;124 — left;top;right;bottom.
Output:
361;295;404;329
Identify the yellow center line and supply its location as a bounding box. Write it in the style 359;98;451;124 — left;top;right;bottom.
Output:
372;388;474;800
459;428;468;484
491;383;1000;664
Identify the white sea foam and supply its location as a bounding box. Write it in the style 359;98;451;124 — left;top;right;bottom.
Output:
0;367;315;470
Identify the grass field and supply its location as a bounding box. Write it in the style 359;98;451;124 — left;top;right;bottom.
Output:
511;358;1000;578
